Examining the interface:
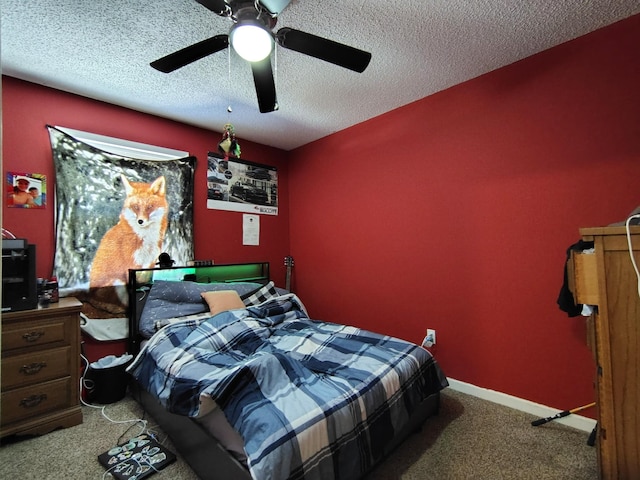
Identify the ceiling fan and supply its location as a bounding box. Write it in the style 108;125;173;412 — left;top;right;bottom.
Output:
150;0;372;113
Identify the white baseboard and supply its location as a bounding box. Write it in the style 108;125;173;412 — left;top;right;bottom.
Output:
447;378;597;433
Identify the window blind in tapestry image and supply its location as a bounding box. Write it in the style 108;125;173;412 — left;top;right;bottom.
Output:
206;152;278;216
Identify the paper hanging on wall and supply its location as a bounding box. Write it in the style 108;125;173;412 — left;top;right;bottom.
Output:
243;214;260;246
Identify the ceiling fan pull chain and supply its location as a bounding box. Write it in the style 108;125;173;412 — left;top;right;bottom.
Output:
227;46;233;113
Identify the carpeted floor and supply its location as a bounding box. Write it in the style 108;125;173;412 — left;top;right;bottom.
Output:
0;388;597;479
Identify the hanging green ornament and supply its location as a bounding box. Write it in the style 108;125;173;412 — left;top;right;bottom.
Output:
218;123;241;159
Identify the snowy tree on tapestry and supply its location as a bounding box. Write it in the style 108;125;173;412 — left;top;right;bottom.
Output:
47;126;195;318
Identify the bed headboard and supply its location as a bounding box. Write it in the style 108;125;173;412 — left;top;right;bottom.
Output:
127;262;270;353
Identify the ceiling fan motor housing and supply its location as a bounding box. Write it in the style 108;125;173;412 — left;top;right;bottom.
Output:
226;1;278;28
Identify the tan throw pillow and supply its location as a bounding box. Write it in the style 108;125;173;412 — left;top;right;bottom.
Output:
200;290;245;316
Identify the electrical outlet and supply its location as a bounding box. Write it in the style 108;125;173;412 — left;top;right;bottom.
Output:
422;328;436;348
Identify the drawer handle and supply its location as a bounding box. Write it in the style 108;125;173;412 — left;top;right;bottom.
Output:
22;331;45;342
20;394;48;408
20;362;47;375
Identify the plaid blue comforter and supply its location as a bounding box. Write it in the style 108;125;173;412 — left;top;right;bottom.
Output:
128;295;448;480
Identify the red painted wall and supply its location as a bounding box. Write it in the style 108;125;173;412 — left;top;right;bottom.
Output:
287;15;640;413
1;78;291;286
3;14;639;412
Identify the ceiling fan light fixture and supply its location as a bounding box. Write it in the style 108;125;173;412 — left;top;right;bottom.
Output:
230;20;273;62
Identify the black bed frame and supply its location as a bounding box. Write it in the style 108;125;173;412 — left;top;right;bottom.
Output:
126;262;441;480
127;262;270;354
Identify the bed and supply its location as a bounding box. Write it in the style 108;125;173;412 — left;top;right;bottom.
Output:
126;262;448;480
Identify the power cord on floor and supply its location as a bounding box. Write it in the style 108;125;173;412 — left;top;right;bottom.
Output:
80;353;148;440
80;353;172;479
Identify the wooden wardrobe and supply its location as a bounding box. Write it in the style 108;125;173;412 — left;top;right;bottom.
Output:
569;226;640;479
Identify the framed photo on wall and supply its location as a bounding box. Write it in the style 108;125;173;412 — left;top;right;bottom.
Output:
206;152;278;215
6;172;46;208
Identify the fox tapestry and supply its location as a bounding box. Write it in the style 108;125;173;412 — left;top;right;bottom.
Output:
48;126;196;318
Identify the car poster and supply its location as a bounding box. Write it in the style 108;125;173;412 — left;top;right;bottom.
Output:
206;152;278;216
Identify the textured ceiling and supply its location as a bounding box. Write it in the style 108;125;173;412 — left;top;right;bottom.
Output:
2;1;639;151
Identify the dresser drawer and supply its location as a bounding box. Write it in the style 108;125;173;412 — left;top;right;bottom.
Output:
1;298;83;438
1;377;74;425
2;317;68;352
567;250;599;305
2;346;72;390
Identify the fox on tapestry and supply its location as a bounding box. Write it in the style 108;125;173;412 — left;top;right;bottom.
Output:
87;175;168;315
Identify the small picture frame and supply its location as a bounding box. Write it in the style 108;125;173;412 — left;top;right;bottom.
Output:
6;172;46;208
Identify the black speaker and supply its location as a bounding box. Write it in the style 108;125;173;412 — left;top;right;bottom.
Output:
2;240;37;312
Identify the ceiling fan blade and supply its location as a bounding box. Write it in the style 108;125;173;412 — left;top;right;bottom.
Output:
277;27;372;73
194;0;229;14
251;58;278;113
150;35;229;73
259;0;293;15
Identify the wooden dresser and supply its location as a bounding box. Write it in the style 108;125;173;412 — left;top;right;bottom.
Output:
568;226;640;479
1;297;83;438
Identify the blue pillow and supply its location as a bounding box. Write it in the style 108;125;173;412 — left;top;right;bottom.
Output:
138;280;263;338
